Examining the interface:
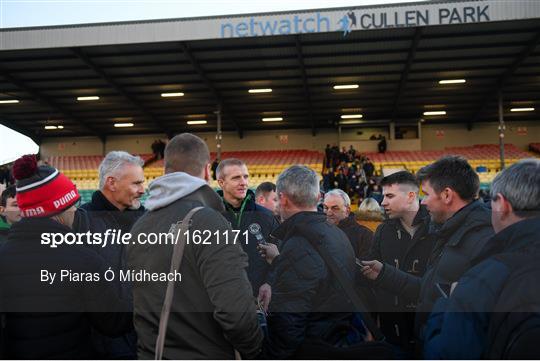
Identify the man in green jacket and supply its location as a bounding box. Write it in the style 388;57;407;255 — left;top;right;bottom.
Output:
0;186;20;245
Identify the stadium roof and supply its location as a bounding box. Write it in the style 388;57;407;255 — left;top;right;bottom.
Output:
0;0;539;141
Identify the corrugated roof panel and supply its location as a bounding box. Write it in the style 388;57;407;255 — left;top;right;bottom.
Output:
306;52;406;66
202;58;298;71
415;46;523;60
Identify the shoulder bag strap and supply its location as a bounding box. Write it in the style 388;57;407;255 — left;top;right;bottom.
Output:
155;206;204;360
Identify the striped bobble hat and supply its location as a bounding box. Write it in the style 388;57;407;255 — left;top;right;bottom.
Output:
13;155;80;218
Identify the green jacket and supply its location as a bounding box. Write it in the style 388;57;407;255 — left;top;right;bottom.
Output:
0;219;9;245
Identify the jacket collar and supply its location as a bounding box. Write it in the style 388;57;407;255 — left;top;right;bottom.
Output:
438;199;491;246
9;217;71;242
0;218;10;231
474;217;540;262
218;189;257;213
386;203;430;229
183;185;225;213
89;190;121;211
412;204;430;227
338;213;358;229
272;211;325;241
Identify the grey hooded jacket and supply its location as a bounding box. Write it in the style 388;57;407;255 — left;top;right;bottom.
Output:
126;172;263;359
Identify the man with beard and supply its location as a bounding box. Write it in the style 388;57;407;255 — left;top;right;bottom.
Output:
361;156;494;352
74;151;146;359
424;159;540;359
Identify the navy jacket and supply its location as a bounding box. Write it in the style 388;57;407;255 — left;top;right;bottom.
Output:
423;217;540;359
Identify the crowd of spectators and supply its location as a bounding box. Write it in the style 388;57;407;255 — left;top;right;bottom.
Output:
0;164;13;187
322;144;381;207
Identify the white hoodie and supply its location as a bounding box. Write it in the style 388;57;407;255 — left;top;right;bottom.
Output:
144;172;207;211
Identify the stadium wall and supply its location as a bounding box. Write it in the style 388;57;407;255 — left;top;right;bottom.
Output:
421;121;539;150
39;121;539;158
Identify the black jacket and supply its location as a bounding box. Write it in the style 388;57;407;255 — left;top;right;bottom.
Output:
374;200;494;338
74;190;145;298
337;214;373;259
363;162;375;178
0;227;8;246
263;211;357;359
75;190;145;277
323;173;336;191
336;173;348;191
368;205;433;349
0;217;131;359
218;189;280;294
74;190;144;358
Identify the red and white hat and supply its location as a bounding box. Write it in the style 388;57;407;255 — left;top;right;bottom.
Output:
13;155;80;218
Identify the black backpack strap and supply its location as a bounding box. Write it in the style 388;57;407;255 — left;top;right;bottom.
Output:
295;225;385;342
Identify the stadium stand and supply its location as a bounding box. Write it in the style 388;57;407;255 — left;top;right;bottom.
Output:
43;144;537;205
44;150;324;199
364;144;535;186
529;143;540;155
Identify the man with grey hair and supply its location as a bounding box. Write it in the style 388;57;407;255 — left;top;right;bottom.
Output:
75;150;146;359
258;165;361;359
96;151;145;210
424;159;540;359
323;188;373;258
76;150;146;240
127;133;263;359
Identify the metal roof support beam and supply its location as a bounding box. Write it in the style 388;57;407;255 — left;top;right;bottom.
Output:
391;27;423;122
295;36;316;136
179;42;243;139
0;68;102;137
470;31;540;126
70;47;170;135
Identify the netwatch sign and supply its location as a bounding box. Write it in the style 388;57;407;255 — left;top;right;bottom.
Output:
219;1;526;38
2;0;539;51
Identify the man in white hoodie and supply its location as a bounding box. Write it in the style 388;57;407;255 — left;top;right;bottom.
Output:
126;133;263;359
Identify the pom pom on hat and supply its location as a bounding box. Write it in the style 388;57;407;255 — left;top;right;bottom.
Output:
13;155;80;218
12;154;38;180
